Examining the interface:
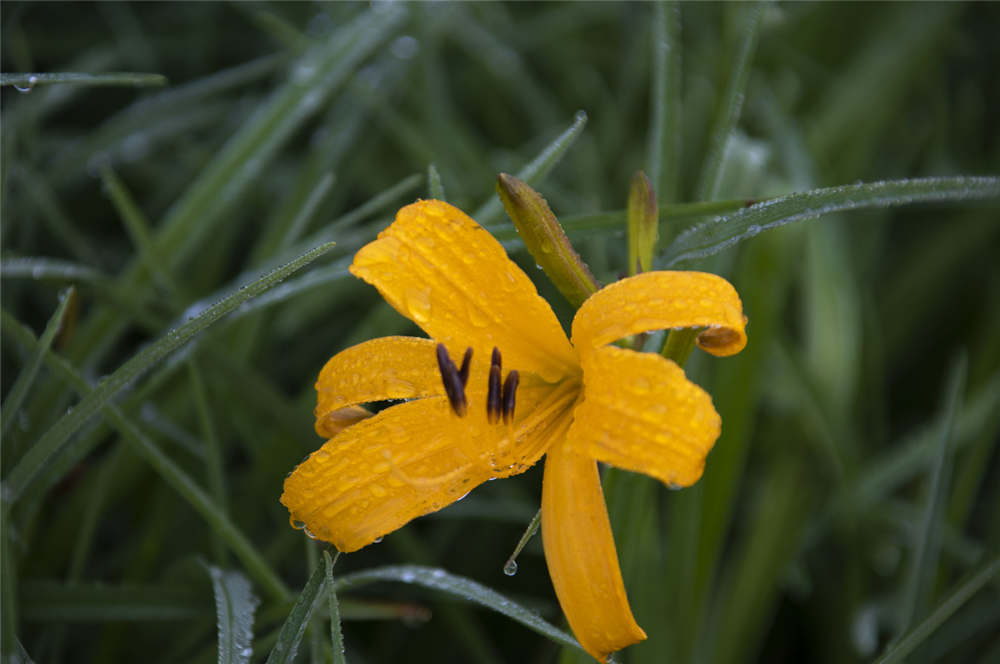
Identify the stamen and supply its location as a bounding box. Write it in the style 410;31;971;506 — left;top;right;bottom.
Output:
487;347;503;424
436;344;467;416
487;365;502;424
457;347;473;387
501;370;519;424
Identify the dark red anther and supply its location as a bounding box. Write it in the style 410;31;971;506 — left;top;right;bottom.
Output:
436;344;468;416
501;370;519;424
457;347;473;387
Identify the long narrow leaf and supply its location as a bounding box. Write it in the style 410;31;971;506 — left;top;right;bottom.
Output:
1;72;167;88
335;565;584;654
1;288;74;437
0;313;291;603
19;581;210;621
472;110;588;224
694;1;764;202
324;552;347;664
208;566;260;664
897;355;966;633
664;176;1000;265
874;554;1000;664
266;559;328;664
1;241;334;504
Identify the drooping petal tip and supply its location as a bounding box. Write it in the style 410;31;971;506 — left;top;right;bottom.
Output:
542;441;647;662
571;271;747;357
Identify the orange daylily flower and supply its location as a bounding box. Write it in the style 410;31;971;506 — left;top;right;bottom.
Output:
281;199;747;661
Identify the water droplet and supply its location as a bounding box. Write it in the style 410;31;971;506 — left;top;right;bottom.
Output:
303;527;317;539
13;75;38;93
746;224;761;236
503;560;518;576
240;647;253;657
666;481;682;491
290;519;307;530
373;536;384;543
400;570;416;583
407;288;432;323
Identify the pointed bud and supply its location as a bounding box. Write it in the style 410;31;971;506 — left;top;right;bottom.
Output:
496;173;600;308
627;171;658;275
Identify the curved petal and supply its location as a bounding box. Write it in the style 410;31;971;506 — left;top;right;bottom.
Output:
350;200;577;382
315;405;372;438
571;271;747;357
567;345;720;488
541;439;646;662
315;337;445;422
284;381;577;552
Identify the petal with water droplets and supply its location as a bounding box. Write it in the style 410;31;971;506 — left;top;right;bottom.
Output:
571;271;747;356
350;200;576;382
567;344;720;489
541;440;646;662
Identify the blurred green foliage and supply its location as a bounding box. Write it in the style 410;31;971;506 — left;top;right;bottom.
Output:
2;3;999;664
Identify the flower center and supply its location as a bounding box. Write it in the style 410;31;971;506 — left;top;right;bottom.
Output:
435;344;519;423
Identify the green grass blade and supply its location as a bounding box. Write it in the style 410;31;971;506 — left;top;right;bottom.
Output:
189;361;228;565
806;4;957;179
208;566;260;664
428;163;446;200
1;287;73;437
266;558;327;664
0;257;104;283
324;552;347;664
11;165;105;266
1;507;18;658
897;354;966;635
646;1;682;203
1;240;334;504
472;110;588;225
1;72;167;88
156;6;406;266
664;176;1000;265
694;1;764;202
19;580;210;622
487;199;745;245
152;6;405;270
875;554;1000;664
100;166;178;296
0;313;290;603
50;54;285;184
279;172;336;251
335;565;584;654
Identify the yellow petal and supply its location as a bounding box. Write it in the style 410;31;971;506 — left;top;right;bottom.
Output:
350;200;577;382
284;380;578;552
315;337;445;423
541;439;646;662
568;345;721;488
316;405;372;438
571;271;747;356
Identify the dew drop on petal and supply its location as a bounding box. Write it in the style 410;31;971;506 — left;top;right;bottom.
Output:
407;288;432;323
